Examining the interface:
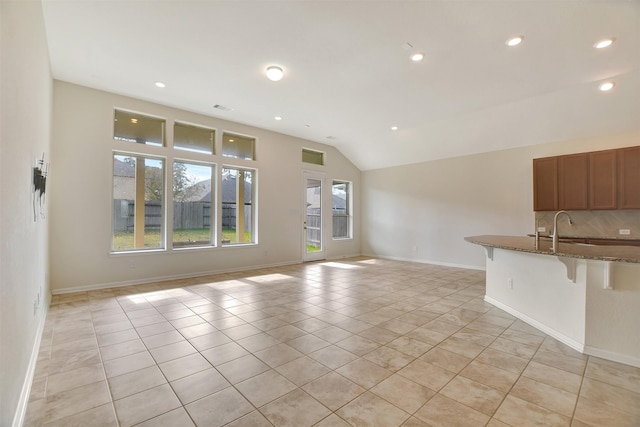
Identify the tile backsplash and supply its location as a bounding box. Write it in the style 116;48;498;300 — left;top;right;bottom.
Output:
535;210;640;240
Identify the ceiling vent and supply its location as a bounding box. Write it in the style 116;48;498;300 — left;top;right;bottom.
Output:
213;104;233;112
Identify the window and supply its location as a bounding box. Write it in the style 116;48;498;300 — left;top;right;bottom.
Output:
332;180;351;239
112;154;165;251
222;132;255;160
114;110;165;146
221;167;255;244
302;148;324;165
173;161;215;248
174;122;215;154
112;109;259;252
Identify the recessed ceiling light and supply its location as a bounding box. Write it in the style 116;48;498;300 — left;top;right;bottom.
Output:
130;118;138;124
391;126;399;131
155;81;166;88
506;36;524;47
228;139;235;142
266;66;284;82
410;53;424;62
275;116;282;121
594;38;615;49
599;81;615;92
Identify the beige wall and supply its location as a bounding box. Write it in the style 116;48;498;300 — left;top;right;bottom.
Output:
50;82;361;292
0;1;53;425
362;129;640;269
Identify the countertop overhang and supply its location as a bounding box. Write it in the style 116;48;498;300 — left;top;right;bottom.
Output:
465;235;640;264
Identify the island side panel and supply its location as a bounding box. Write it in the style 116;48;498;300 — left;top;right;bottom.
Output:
484;248;587;351
586;261;640;367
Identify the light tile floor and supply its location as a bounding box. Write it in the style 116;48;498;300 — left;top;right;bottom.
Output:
24;257;640;426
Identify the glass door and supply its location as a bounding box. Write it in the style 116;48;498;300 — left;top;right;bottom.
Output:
303;171;325;261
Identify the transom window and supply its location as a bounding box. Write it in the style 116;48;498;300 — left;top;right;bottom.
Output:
174;122;215;154
222;132;255;160
114;110;164;146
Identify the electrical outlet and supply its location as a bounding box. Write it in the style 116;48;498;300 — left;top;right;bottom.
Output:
537;226;546;233
507;278;513;289
619;229;631;235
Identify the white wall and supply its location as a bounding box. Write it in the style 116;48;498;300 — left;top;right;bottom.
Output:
50;82;360;293
485;249;587;350
0;1;52;426
362;129;640;269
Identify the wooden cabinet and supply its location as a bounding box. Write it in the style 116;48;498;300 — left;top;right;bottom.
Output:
533;146;639;211
558;153;588;210
618;146;640;209
533;157;557;211
589;150;617;210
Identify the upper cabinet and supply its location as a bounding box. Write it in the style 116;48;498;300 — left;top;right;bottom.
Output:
618;146;640;209
533;157;558;211
533;146;638;211
558;153;588;210
589;150;617;210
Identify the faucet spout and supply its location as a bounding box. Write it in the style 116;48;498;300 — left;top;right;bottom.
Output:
552;210;573;253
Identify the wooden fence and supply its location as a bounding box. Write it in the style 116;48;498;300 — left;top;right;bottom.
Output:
113;200;251;232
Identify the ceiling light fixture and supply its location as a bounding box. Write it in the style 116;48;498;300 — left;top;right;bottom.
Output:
594;38;615;49
599;81;615;92
130;118;138;124
266;66;284;82
155;81;166;88
391;126;399;131
506;36;524;47
275;116;282;121
410;53;424;62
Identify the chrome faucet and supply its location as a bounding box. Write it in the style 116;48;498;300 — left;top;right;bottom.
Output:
552;210;573;252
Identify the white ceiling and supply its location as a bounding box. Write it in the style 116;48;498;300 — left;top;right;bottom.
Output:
41;0;640;171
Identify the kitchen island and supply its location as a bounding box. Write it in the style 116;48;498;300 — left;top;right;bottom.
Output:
466;235;640;367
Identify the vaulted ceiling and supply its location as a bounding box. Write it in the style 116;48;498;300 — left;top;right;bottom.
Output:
42;1;640;170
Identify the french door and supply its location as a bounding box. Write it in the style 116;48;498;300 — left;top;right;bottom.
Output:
303;171;325;261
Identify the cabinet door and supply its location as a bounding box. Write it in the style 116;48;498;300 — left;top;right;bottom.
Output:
589;150;617;209
533;157;558;211
558;153;588;210
618;146;640;209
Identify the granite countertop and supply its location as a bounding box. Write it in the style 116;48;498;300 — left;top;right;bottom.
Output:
465;235;640;264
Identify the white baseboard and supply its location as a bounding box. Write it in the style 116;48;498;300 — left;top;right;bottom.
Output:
584;345;640;368
12;302;49;427
484;295;585;353
52;260;303;295
361;252;486;271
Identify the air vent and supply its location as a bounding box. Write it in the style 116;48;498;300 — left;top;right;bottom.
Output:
213;104;233;112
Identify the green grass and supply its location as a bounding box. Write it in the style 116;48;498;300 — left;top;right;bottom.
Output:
112;228;252;250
